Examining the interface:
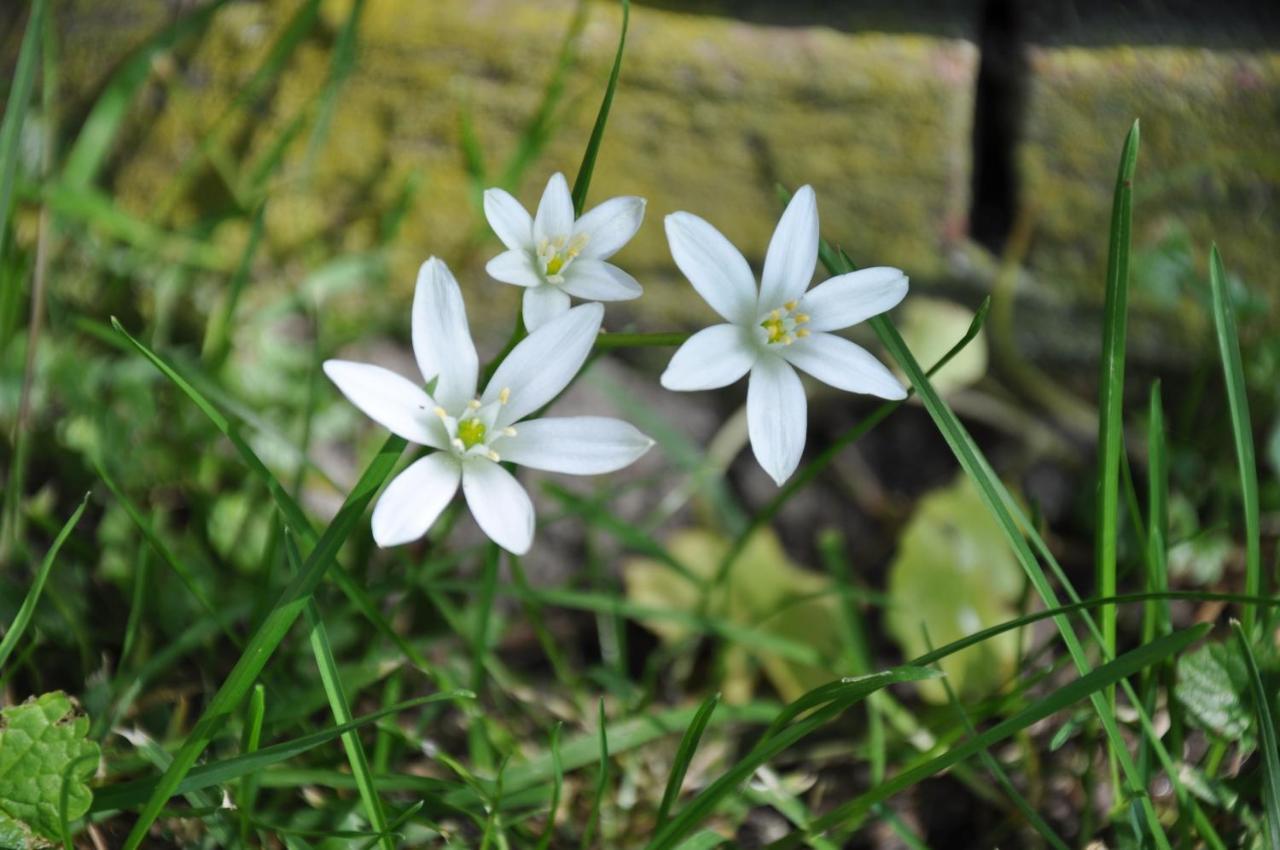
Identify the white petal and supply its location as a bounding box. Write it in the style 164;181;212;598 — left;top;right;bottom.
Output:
660;324;757;391
759;185;818;311
798;266;908;332
664;211;758;325
462;458;535;555
573;196;645;259
486;249;541;288
780;332;906;400
483;188;534;251
747;356;807;486
485;302;603;425
370;453;460;547
522;284;572;331
323;360;446;448
560;259;642;301
533;172;574;242
498;416;653;475
413;257;479;409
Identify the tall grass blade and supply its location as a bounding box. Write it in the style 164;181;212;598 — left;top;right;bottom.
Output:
655;692;721;830
581;698;611;850
285;533;393;850
0;492;88;670
1209;246;1262;634
534;722;565;850
0;0;45;254
1096;122;1139;787
1233;621;1280;847
571;0;629;214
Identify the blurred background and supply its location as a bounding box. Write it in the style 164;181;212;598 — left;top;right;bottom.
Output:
1;0;1278;844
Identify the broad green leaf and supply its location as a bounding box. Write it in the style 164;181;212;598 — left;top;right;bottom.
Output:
894;297;988;394
886;475;1023;702
625;528;843;702
0;692;99;848
1175;637;1280;752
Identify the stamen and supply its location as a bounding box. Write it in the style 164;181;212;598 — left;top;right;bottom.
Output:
451;438;465;451
487;450;501;462
503;426;518;437
796;328;810;338
498;387;511;404
795;313;810;324
467;399;482;410
784;300;797;311
433;406;448;419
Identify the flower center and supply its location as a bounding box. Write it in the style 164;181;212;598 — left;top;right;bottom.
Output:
457;418;487;449
536;233;589;284
759;300;810;346
433;388;517;462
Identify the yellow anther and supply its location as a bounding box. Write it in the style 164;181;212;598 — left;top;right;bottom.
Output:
795;313;810;324
498;387;511;404
796;328;810;338
770;309;781;320
784;300;798;311
433;406;448;419
487;450;501;462
467;399;482;410
503;426;518;437
451;438;465;451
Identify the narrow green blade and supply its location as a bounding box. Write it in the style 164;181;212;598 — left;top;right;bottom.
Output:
571;0;629;214
1209;246;1262;634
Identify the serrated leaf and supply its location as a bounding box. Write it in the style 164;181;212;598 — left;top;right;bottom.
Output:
0;692;100;848
1175;638;1280;752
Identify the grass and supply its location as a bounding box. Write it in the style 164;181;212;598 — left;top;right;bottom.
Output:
0;0;1274;847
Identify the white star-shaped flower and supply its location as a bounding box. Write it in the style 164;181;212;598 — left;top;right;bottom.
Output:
484;172;646;331
324;257;654;554
660;186;908;486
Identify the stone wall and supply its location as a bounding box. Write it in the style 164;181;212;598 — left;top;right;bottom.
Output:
6;0;1279;340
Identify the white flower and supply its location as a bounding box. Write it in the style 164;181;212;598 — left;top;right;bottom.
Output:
484;172;646;331
660;186;908;486
324;257;654;554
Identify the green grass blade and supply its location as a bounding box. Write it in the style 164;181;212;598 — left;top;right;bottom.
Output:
534;722;565;850
570;0;629;214
655;692;721;830
0;0;45;254
91;693;467;813
285;533;392;850
1232;621;1280;846
1209;246;1262;634
61;0;228;190
1096;122;1139;789
117;433;405;849
0;492;88;670
237;683;266;846
581;698;611;850
647;667;937;850
780;625;1209;846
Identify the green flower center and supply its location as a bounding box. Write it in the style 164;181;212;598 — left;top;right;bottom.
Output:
458;418;487;449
